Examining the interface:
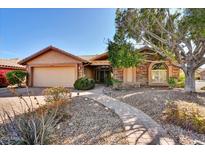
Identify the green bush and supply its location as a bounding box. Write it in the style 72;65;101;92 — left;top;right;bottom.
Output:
74;77;95;90
105;73;112;86
163;101;205;134
6;70;27;86
168;77;177;88
176;72;185;88
42;87;71;103
104;73;122;87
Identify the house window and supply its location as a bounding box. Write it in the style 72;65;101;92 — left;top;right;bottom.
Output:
151;63;167;84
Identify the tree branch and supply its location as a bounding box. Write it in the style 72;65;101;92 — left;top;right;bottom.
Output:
194;56;205;69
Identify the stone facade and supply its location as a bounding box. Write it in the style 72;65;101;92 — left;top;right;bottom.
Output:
113;68;124;81
113;61;180;86
135;62;150;85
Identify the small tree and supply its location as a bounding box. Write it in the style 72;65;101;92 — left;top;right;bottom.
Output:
6;70;27;86
108;10;144;68
108;8;205;92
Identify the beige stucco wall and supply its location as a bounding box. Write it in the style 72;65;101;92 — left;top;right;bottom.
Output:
84;66;95;79
25;50;82;87
27;50;82;65
123;67;136;83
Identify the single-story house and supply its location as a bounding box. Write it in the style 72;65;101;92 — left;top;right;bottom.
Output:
0;58;25;86
18;45;180;87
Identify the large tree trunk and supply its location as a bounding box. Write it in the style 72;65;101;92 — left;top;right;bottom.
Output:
184;69;196;93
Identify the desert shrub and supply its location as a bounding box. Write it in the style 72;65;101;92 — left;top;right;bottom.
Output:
42;87;71;103
105;73;122;87
168;77;177;88
0;87;69;145
111;78;123;90
74;77;95;90
163;101;205;134
0;100;59;145
6;70;27;86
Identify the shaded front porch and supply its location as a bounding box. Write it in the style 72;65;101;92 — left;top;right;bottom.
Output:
84;65;112;84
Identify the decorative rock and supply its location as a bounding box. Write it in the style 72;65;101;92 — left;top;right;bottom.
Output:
69;123;74;126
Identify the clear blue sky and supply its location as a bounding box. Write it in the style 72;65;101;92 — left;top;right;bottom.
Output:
0;8;116;59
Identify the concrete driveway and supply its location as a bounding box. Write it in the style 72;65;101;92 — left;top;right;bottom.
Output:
0;87;46;115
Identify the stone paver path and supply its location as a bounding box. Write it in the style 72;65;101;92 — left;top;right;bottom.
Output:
73;86;175;145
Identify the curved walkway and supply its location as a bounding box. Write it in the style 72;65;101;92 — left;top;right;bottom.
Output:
73;86;175;145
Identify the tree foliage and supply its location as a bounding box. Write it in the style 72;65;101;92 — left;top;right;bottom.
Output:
108;40;144;68
107;10;144;68
109;8;205;92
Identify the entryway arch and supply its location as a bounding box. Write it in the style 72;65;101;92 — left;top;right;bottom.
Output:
148;62;168;85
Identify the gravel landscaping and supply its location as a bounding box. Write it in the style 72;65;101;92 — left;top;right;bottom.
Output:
54;96;128;145
103;87;205;145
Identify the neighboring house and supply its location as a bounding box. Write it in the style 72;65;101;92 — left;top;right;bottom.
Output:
199;68;205;80
18;45;180;87
0;58;25;87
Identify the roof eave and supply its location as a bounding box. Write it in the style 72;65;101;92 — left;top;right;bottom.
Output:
18;46;88;65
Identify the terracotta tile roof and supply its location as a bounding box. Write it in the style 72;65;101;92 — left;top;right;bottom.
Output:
0;58;25;69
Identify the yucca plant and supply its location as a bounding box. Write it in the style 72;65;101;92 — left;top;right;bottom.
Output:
0;75;68;145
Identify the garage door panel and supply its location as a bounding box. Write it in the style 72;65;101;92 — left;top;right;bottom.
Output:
33;67;76;87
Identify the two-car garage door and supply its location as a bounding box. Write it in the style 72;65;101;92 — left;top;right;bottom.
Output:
33;66;76;87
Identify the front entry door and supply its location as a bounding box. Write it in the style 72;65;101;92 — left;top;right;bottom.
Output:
95;69;110;83
95;66;111;83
